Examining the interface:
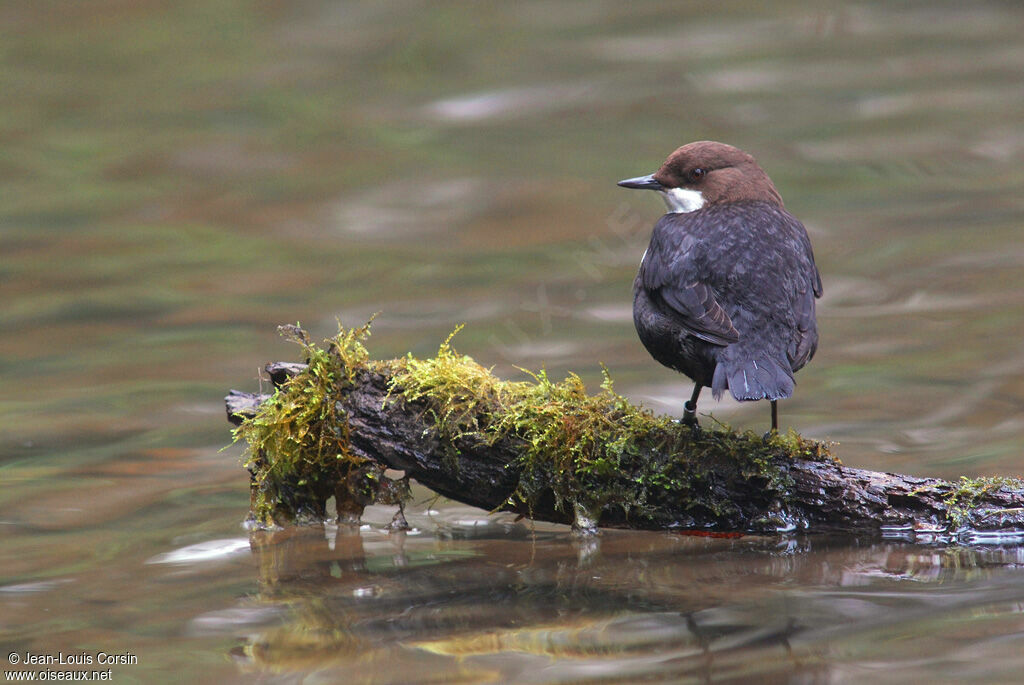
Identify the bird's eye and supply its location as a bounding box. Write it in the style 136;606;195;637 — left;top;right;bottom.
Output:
690;168;706;181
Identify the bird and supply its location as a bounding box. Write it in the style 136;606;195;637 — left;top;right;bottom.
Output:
618;141;822;433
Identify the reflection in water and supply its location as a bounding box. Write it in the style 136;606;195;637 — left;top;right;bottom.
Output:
205;508;1024;683
147;538;251;565
424;84;600;123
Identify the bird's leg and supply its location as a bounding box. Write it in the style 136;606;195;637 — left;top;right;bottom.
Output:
682;384;702;429
762;400;779;441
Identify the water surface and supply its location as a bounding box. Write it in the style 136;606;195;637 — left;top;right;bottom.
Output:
2;1;1024;681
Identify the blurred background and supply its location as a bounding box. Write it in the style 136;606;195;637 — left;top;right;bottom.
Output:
2;1;1024;682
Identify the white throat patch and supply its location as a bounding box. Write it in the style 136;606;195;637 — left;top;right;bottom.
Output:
659;187;705;213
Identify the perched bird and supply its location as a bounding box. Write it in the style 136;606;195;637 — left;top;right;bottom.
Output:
619;141;822;432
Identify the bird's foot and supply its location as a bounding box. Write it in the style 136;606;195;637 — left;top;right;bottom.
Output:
679;413;704;436
681;403;701;437
762;429;778;443
680;389;703;437
680;419;701;438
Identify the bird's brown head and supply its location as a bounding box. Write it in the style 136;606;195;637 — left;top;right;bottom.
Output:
618;141;784;213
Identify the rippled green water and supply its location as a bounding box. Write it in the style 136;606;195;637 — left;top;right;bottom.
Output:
2;1;1024;682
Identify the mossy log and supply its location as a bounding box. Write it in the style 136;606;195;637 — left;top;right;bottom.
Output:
226;324;1024;541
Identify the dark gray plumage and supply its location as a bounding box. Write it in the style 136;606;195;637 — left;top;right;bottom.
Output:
620;141;822;431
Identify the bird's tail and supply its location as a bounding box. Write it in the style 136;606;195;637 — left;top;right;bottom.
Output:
711;354;794;402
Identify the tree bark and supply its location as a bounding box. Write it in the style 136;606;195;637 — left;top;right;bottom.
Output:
227;362;1024;540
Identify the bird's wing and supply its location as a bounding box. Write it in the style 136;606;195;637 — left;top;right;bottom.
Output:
798;224;823;298
639;215;739;346
788;276;818;370
786;215;822;370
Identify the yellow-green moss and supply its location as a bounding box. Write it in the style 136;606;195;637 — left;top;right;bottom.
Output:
387;326;834;526
234;322;837;528
388;328;679;514
233;321;383;527
944;476;1024;528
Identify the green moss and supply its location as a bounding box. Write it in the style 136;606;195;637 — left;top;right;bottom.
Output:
943;476;1024;528
233;321;387;527
389;330;678;516
234;322;837;529
387;326;834;528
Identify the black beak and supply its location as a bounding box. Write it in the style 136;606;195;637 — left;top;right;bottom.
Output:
617;173;664;191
